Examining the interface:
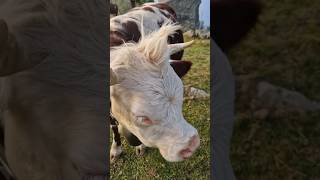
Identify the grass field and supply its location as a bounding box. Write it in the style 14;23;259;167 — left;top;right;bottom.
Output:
110;38;210;179
228;0;320;179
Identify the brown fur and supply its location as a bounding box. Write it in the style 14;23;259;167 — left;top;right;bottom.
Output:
211;0;262;51
0;0;108;179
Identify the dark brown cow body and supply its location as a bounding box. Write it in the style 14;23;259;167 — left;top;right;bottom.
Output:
0;0;108;179
212;0;262;51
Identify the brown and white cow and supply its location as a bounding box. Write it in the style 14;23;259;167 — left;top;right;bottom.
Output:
110;2;193;76
110;3;200;162
0;0;108;179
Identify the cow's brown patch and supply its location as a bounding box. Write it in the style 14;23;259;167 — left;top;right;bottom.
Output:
110;31;125;47
110;21;141;47
142;6;155;13
150;3;177;18
122;21;141;42
110;3;182;60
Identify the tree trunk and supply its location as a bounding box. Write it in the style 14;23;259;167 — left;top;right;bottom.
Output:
130;0;136;8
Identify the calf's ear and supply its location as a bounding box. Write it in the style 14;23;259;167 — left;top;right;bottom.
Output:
169;60;192;78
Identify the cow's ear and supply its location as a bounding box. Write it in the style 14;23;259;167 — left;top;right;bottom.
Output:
170;60;192;78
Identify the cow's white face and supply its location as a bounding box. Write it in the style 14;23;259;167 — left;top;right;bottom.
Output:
110;24;199;162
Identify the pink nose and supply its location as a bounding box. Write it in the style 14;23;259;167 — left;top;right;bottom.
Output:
179;135;200;159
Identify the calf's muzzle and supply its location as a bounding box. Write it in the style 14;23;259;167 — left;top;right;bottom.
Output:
179;135;200;159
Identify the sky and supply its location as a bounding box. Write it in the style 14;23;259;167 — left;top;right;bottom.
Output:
199;0;210;28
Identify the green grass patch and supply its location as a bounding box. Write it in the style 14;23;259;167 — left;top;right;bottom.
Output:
110;38;210;179
228;0;320;179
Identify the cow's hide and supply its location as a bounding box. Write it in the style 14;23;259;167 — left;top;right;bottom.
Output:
0;0;108;179
211;0;262;51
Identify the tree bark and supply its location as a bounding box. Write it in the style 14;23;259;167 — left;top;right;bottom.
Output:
130;0;136;8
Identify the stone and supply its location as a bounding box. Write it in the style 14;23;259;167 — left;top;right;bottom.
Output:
158;0;201;31
236;75;320;119
184;86;209;99
256;81;320;112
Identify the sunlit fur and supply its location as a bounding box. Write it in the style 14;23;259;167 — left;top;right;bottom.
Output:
110;23;199;162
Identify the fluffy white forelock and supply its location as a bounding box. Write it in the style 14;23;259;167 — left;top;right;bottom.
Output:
110;22;183;101
111;21;181;75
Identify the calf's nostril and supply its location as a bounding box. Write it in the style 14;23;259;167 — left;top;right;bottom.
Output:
179;135;200;159
189;135;200;149
179;148;193;159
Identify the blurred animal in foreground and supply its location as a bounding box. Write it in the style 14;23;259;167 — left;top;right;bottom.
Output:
211;0;262;51
0;0;108;179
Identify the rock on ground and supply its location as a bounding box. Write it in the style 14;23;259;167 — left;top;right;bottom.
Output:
236;75;320;119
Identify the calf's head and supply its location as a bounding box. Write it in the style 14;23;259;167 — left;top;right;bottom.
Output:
110;23;200;162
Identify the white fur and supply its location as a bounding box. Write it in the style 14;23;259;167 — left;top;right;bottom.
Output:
110;139;123;163
135;144;147;156
110;21;199;162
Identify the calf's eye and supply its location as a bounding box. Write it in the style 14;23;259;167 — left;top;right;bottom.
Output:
136;116;153;126
158;20;164;27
